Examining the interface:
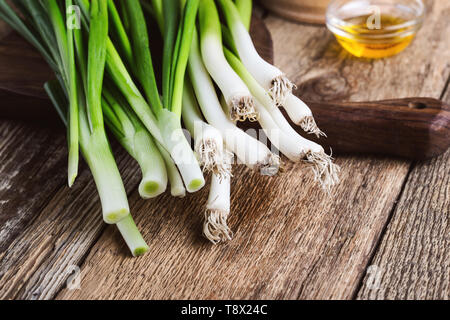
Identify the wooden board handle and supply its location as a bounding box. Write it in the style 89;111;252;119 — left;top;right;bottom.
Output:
302;97;450;160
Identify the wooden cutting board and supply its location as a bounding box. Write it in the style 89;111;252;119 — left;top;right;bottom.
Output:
0;16;449;160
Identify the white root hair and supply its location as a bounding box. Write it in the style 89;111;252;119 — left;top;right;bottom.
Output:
300;116;327;138
196;140;232;180
229;96;259;122
305;150;340;193
269;74;295;106
203;209;233;244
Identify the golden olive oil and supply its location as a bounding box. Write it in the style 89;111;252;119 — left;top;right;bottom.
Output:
335;15;414;59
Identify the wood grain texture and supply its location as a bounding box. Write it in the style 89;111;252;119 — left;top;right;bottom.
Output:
259;0;329;24
0;15;276;300
0;120;65;254
305;97;450;160
0;138;142;299
267;0;450;103
57;157;408;300
0;2;448;300
356;88;450;300
244;97;450;160
56;2;450;300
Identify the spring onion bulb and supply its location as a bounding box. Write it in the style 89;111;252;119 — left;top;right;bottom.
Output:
198;0;258;122
204;167;233;244
218;0;294;106
188;29;280;173
253;100;305;162
182;80;230;178
224;48;339;190
223;0;325;137
283;94;326;138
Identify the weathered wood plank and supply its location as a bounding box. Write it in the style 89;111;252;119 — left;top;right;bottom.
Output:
0;141;141;299
56;1;450;300
0;120;66;253
58;1;448;299
356;86;450;300
2;0;449;300
269;0;450;103
56;157;408;300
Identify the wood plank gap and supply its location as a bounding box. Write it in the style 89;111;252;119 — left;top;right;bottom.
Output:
49;224;108;300
350;161;416;299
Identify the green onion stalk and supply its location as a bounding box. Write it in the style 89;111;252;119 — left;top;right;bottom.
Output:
234;0;252;31
192;0;279;173
144;0;230;179
225;48;340;191
77;0;205;193
0;0;149;256
198;0;258;123
218;0;325;137
105;0;185;198
45;80;149;257
217;0;294;106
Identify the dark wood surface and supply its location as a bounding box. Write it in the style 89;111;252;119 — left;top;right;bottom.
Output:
0;2;449;300
306;97;450;160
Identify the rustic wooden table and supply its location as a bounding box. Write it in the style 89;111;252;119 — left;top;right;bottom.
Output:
0;2;449;300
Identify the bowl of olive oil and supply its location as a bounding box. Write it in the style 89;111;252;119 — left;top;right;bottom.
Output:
326;0;425;58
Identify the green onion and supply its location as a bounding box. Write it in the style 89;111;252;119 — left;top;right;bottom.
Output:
224;47;340;191
203;167;233;244
182;79;230;178
107;0;133;66
122;0;163;114
118;0;204;193
188;26;279;172
217;0;294;105
65;0;79;187
198;0;258;122
116;214;149;257
102;88;168;199
38;0;79;187
162;0;179;110
45;80;148;257
234;0;252;31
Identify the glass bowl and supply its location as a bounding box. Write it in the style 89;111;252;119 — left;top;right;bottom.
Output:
326;0;425;58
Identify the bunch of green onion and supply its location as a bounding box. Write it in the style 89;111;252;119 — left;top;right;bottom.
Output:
0;0;339;255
